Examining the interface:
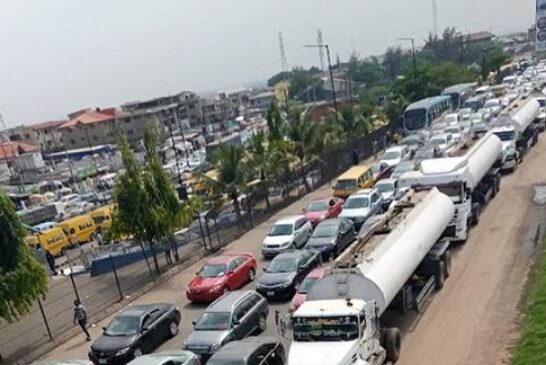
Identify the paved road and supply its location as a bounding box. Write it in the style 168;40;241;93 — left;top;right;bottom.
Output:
40;132;546;365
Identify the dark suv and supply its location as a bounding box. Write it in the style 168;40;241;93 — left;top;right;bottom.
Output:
184;291;269;361
208;337;286;365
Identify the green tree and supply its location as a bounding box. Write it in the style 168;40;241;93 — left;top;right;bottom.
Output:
0;191;48;323
480;46;510;81
384;46;404;81
211;144;251;228
285;106;320;193
334;104;370;148
266;103;285;142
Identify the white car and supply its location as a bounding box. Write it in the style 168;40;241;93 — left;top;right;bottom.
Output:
380;146;410;168
458;108;473;121
443;113;459;124
261;216;313;258
444;125;463;143
484;99;501;116
429;133;455;153
470;113;484;124
339;189;383;229
374;179;398;208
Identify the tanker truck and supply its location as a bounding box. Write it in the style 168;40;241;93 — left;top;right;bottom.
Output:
491;97;539;171
279;189;455;365
397;131;501;242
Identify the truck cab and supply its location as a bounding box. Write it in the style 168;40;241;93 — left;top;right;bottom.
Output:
286;299;387;365
491;125;519;172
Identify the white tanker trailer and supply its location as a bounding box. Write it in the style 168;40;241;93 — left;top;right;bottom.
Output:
279;189;455;365
398;131;502;242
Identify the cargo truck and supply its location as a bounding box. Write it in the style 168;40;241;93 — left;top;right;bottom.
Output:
278;189;455;365
397;131;502;242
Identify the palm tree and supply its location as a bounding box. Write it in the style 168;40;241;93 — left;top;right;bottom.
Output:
210;143;250;229
285;106;320;193
335;104;371;148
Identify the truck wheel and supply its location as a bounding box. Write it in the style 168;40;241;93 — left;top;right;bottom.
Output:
472;204;481;226
383;327;401;363
435;261;446;290
443;251;452;278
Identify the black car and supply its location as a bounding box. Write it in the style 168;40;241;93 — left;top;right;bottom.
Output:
413;144;443;164
256;250;321;300
184;291;269;361
208;337;286;365
305;218;355;259
89;303;181;365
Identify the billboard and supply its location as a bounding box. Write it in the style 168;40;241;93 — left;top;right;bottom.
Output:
537;0;546;52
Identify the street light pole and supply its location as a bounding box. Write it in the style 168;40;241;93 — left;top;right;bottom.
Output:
397;37;417;82
304;44;339;119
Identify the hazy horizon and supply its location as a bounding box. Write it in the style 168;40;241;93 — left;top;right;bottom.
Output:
0;0;535;127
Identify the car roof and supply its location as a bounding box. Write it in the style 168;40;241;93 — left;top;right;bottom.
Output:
375;178;396;185
385;146;405;153
316;218;342;226
209;337;281;363
205;254;245;265
127;352;196;365
274;215;304;224
122;303;172;316
208;290;254;312
354;188;374;196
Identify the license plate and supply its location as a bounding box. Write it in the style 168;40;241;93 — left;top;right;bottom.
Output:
267;291;275;296
98;359;107;364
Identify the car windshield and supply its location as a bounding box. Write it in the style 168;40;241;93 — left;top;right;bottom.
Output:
298;277;320;294
293;316;359;342
382;151;400;160
444;115;457;123
105;315;141;336
394;162;414;174
268;224;293;236
484;100;498;108
199;264;227;278
493;131;515;141
430;136;446;145
445;127;460;134
400;136;420;145
335;179;357;190
266;257;297;273
375;182;395;193
306;201;329;212
404;109;427;130
312;224;338;238
195;312;231;331
344;197;369;209
414;149;433;159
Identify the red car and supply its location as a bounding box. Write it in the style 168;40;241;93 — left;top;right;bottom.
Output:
289;267;326;312
371;162;394;182
186;253;257;303
303;197;344;226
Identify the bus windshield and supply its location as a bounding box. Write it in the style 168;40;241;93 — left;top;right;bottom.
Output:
293;316;360;342
404;109;427;131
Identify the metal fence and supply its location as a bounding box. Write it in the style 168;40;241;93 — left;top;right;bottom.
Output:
0;121;401;364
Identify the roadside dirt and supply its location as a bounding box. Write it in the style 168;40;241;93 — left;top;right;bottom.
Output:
397;136;546;365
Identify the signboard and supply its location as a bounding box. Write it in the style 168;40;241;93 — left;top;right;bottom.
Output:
536;0;546;52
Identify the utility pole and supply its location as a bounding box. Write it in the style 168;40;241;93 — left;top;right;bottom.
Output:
398;37;417;82
303;43;339;118
83;125;99;173
278;31;288;72
317;29;325;71
432;0;439;37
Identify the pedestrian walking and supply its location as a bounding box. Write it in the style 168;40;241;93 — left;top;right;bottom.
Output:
164;242;173;265
73;299;91;341
45;250;57;275
352;148;359;165
96;230;103;246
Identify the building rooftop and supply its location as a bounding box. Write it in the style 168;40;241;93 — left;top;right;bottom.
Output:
0;141;38;160
465;31;494;43
59;109;115;129
30;120;66;130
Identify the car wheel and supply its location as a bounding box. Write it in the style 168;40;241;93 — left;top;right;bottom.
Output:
169;320;179;337
258;313;267;333
133;348;143;358
248;268;256;282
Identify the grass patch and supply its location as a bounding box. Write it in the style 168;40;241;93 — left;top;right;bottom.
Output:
512;238;546;365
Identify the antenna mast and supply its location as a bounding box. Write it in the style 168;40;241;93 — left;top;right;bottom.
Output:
278;31;288;72
317;29;325;70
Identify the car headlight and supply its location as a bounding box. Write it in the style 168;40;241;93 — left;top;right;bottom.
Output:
320;214;326;220
211;342;222;353
116;347;131;356
209;285;223;293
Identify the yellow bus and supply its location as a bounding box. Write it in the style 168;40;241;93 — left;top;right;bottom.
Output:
56;214;96;243
25;227;71;256
333;165;374;198
90;205;112;231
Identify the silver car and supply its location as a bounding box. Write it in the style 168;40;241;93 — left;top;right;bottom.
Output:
127;352;200;365
184;291;269;361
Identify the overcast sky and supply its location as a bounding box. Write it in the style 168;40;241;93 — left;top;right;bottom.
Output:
0;0;535;126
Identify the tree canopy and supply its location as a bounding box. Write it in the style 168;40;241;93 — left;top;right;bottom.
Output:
0;191;48;322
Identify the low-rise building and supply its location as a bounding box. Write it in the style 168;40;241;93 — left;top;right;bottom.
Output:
6;120;65;153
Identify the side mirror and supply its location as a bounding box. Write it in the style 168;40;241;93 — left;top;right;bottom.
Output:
102;326;107;332
233;320;241;327
263;266;267;272
227;270;234;276
192;321;197;327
